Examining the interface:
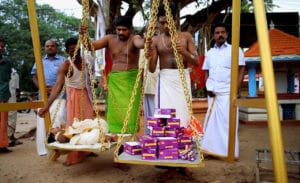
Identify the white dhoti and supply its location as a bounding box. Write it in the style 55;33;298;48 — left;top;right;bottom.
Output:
36;99;67;156
155;69;191;127
201;93;239;158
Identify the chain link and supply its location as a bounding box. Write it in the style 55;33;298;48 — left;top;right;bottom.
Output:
47;0;106;147
162;0;203;162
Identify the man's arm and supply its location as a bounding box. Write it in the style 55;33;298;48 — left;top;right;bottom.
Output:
32;74;39;89
133;35;145;49
146;37;159;73
238;65;245;89
38;62;68;117
176;32;199;66
93;35;110;50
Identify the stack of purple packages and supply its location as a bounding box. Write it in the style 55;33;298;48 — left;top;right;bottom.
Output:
123;108;197;162
124;141;142;155
157;137;179;160
139;136;157;160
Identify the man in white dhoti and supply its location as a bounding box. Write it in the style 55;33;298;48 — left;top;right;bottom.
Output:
146;6;199;128
201;22;245;159
145;3;199;179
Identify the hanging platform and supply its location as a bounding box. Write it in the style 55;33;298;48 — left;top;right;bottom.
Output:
46;134;132;153
46;141;115;153
115;148;204;168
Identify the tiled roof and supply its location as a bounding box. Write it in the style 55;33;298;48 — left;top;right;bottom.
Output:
244;28;300;57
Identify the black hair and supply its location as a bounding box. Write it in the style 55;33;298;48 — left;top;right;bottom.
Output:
115;16;132;28
65;37;78;49
158;2;177;18
211;22;229;33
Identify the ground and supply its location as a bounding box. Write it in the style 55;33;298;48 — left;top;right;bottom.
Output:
0;112;299;183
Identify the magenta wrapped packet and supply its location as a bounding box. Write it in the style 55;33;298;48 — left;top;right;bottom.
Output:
124;141;142;155
166;118;180;128
178;135;193;148
179;149;196;161
154;108;176;118
158;148;179;160
138;135;157;149
157;137;178;150
147;117;162;127
142;148;157;160
149;126;165;137
164;127;181;138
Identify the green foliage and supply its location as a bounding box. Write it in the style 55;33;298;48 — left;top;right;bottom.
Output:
241;0;276;13
0;0;89;92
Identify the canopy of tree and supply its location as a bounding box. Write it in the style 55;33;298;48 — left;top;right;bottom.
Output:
81;0;275;52
0;0;93;92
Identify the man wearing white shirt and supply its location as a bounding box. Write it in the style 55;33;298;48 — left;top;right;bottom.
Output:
201;22;245;159
8;69;22;147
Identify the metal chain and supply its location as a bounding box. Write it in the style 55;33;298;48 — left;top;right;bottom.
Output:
47;0;106;146
113;0;162;160
162;0;203;162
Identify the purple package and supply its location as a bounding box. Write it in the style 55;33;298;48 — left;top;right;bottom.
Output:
164;127;181;138
157;137;178;150
178;145;196;161
154;108;176;118
147;117;162;127
178;135;193;148
158;148;179;160
166;118;180;129
124;141;142;155
149;126;165;137
138;135;157;149
142;148;157;160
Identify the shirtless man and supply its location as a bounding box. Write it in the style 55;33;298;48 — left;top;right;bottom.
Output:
81;16;144;134
147;4;199;127
146;3;199;180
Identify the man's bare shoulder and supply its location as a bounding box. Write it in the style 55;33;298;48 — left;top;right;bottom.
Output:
61;60;70;70
132;34;142;40
178;31;193;38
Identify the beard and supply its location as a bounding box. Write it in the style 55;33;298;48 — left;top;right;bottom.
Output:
118;35;127;41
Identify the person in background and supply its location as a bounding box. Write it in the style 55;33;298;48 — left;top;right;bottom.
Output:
201;22;245;159
8;68;22;147
142;24;160;135
0;38;12;153
80;15;145;171
38;37;94;166
81;16;145;134
31;39;67;156
145;3;199;180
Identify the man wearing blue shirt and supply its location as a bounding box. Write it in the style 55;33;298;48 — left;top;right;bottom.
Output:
31;39;66;96
31;39;67;156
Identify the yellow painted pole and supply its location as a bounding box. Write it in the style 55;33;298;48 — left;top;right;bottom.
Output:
227;0;241;162
27;0;51;131
253;0;288;182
